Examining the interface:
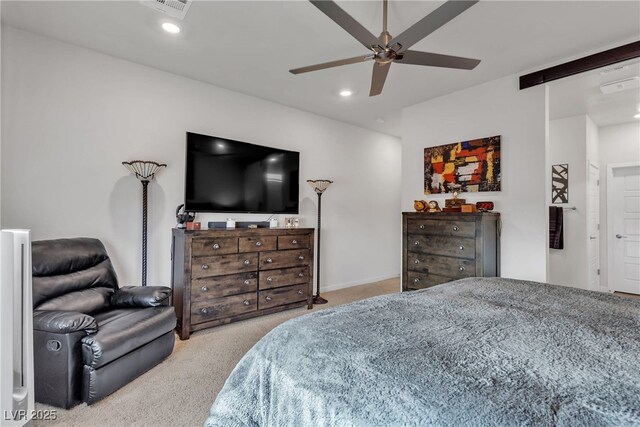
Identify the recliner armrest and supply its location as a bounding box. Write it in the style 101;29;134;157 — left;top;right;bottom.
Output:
110;286;172;308
33;310;98;335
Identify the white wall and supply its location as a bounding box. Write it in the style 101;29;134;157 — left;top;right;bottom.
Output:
1;26;401;290
598;121;640;289
401;75;547;282
0;3;2;228
547;115;591;288
586;115;599;166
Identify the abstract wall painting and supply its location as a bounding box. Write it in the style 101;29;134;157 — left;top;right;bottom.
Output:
551;164;569;203
424;135;501;194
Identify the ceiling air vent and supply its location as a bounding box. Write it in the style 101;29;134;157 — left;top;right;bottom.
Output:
140;0;192;20
599;77;640;94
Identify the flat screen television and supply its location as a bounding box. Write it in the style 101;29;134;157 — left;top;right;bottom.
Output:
185;132;300;213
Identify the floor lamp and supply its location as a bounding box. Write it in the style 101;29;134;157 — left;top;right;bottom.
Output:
122;160;167;286
307;179;333;304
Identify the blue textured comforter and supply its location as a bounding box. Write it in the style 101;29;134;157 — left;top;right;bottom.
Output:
206;278;640;426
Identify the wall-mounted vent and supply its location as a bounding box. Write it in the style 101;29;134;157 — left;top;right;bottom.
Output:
140;0;192;20
599;77;640;94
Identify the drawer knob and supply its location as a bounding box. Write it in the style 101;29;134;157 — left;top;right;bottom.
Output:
255;241;262;247
414;259;420;264
265;296;272;302
297;290;304;295
243;300;251;306
414;278;420;283
201;264;209;270
292;239;298;245
419;224;425;229
267;277;273;282
243;279;250;285
244;259;251;266
201;286;209;292
414;241;420;246
200;308;209;314
298;272;304;277
459;246;464;250
298;255;305;260
453;226;459;231
265;258;273;264
212;243;220;249
459;266;465;272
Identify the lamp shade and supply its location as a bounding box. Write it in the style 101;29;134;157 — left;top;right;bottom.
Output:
122;160;167;181
307;179;333;194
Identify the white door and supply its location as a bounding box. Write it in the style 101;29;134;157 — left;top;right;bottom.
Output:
588;163;600;290
609;164;640;294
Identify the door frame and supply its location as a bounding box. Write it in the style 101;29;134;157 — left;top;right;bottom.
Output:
587;161;600;291
606;161;640;292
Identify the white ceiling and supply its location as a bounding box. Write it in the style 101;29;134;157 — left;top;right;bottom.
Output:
2;1;639;137
549;58;640;127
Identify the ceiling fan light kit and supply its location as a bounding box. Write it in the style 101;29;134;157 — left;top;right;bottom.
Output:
290;0;481;97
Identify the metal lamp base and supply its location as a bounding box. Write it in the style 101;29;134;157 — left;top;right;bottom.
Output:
313;294;328;305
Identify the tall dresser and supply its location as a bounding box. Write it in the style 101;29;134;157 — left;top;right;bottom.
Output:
402;212;500;291
171;228;314;339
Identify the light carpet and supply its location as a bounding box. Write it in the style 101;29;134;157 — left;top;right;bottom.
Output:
31;278;399;427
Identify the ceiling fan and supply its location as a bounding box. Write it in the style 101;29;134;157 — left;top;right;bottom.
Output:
290;0;481;96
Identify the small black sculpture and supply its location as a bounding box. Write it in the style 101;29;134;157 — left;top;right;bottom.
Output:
176;204;195;228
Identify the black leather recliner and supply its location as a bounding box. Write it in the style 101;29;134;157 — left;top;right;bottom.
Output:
31;238;176;408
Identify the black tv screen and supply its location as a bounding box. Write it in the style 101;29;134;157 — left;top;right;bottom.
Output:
185;132;300;213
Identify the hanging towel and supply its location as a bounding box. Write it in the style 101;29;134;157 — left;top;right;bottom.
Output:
549;206;564;249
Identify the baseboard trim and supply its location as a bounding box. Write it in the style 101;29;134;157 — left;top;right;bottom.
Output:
321;274;400;293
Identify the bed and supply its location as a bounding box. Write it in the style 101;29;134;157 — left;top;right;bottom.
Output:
205;278;640;426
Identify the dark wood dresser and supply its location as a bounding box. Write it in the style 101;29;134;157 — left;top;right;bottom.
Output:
402;212;500;291
171;228;314;339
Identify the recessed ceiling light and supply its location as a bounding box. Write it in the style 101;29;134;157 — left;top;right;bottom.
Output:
161;22;181;34
339;90;353;97
634;113;640;119
376;118;385;124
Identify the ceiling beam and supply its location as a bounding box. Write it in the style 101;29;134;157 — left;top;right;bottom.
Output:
519;40;640;90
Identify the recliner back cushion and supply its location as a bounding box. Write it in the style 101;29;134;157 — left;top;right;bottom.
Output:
32;238;118;310
36;287;115;314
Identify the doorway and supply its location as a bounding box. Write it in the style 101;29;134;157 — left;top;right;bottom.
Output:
547;58;640;291
607;163;640;294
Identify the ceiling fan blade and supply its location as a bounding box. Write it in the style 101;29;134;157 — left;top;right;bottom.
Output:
290;55;374;75
369;62;391;96
309;1;381;49
389;0;478;52
397;50;480;70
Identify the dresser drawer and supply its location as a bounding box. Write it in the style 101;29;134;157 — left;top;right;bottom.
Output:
192;237;238;256
408;234;476;259
191;292;257;324
407;253;476;278
278;234;311;250
258;284;308;310
259;267;309;290
259;249;310;270
407;219;475;238
192;253;258;278
191;272;258;301
239;236;277;253
406;271;452;290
